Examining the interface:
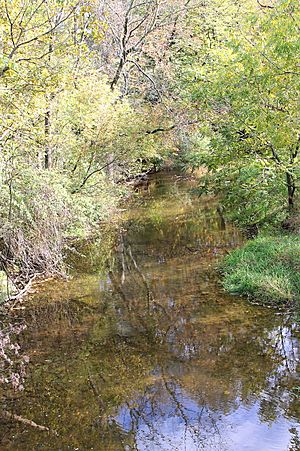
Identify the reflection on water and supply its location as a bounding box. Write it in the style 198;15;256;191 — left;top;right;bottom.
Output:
0;173;299;450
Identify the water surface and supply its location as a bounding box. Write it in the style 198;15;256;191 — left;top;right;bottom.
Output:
1;173;299;450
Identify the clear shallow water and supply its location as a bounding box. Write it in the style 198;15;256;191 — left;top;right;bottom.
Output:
1;173;299;450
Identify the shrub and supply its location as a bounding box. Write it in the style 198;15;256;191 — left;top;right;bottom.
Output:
0;166;127;293
0;169;72;289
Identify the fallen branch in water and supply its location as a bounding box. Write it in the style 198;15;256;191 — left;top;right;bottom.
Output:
4;273;44;310
1;410;49;431
7;277;36;302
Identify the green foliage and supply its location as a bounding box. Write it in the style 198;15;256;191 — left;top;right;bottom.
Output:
179;0;300;227
197;164;288;228
221;236;300;304
0;0;170;289
173;133;211;172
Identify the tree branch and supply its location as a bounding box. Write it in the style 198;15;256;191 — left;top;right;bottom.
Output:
257;0;274;9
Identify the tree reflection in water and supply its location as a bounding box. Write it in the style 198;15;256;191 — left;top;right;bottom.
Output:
0;173;299;450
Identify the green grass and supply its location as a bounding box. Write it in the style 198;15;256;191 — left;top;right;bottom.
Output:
221;235;300;305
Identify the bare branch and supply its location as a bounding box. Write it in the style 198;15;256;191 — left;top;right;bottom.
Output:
257;0;274;9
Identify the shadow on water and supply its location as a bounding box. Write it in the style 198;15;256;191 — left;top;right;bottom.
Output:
0;172;300;450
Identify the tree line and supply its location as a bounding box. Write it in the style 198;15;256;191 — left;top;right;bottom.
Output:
0;0;299;296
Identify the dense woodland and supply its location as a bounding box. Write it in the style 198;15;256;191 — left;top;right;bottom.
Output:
0;0;299;296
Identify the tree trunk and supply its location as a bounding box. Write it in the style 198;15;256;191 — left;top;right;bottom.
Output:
286;171;295;213
44;37;53;170
44;107;51;169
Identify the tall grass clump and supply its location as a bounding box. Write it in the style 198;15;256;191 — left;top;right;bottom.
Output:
221;236;300;305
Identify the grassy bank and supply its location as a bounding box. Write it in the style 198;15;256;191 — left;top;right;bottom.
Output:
221;235;300;305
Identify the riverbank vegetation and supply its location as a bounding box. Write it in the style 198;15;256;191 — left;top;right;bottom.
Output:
176;0;300;305
0;0;187;298
179;0;299;230
221;236;300;305
0;0;299;306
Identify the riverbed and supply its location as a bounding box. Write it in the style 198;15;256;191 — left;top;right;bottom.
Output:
1;172;299;450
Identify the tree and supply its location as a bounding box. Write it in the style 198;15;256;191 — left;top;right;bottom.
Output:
97;0;195;98
179;0;300;226
0;0;172;293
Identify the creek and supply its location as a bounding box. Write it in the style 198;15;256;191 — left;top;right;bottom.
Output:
1;172;299;450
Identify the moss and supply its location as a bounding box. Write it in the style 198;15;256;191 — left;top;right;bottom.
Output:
221;235;300;305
